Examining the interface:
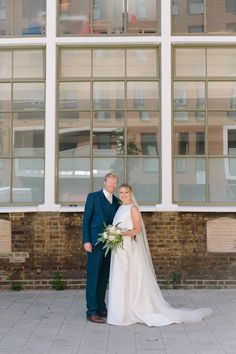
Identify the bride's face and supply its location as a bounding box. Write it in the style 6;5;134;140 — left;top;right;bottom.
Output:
119;187;132;204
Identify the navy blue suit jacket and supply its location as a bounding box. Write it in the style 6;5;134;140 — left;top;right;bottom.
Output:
82;190;120;245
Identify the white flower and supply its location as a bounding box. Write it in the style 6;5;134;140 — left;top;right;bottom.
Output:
108;235;115;241
103;232;108;239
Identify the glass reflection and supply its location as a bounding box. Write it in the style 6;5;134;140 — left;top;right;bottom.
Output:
127;49;158;77
174;157;206;202
127;157;160;203
59;0;90;35
13;50;44;78
58;158;90;203
14;0;46;36
59;111;90;157
127;111;159;155
60;49;91;77
12;158;44;203
208;82;236;110
93;128;124;156
174;82;205;110
0;51;12;78
173;111;205;155
175;48;206;77
0;83;11;111
93;82;124;110
13;112;45;157
93;50;125;77
127;0;158;34
13;83;45;111
92;0;124;34
59;82;90;110
0;159;10;203
0;0;12;36
0;113;11;156
209;158;236;202
93;158;125;190
127;82;159;110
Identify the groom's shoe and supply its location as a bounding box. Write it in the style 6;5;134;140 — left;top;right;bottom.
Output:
87;315;105;324
97;311;107;318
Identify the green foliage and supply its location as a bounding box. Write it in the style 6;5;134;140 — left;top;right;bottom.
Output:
52;271;66;290
171;271;181;289
11;282;23;291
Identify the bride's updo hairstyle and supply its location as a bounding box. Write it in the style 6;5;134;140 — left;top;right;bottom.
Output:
119;183;132;192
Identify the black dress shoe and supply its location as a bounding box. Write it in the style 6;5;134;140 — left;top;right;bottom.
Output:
87;315;105;324
97;311;107;318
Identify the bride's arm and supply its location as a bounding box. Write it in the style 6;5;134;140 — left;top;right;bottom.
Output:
122;206;141;237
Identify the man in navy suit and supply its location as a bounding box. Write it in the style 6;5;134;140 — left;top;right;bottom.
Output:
83;172;120;323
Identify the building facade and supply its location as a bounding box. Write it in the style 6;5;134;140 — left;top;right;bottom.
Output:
0;0;236;289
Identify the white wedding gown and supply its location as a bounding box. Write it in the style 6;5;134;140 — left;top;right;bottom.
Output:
107;204;212;327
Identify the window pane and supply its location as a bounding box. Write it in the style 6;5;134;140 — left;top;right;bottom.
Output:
174;82;205;110
175;48;206;77
0;159;10;203
207;0;236;33
12;158;44;203
93;128;124;156
209;158;236;202
13;112;45;157
127;0;158;34
208;82;236;110
208;112;236;155
59;0;90;35
127;82;159;110
93;158;125;190
174;157;206;202
0;83;11;111
127;111;159;155
13;50;44;78
93;50;125;77
59;82;90;110
59;111;90;157
58;157;90;203
172;0;204;34
127;49;158;77
13;83;45;111
93;82;124;110
92;0;124;34
14;0;46;36
0;0;12;36
207;48;236;77
60;49;91;78
0;113;11;156
0;51;12;78
173;111;205;155
127;157;160;203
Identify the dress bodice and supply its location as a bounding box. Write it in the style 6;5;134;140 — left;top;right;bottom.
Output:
113;204;134;230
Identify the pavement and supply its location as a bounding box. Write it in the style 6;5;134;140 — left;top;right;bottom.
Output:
0;289;236;354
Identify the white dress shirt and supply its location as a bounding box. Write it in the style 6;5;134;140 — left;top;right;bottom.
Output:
103;188;113;204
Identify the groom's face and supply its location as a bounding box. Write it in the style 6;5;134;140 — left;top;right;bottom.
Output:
104;177;118;194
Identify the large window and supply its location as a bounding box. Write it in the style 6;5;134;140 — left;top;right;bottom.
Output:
0;0;45;37
57;47;160;204
173;47;236;204
172;0;236;34
58;0;160;35
0;49;45;204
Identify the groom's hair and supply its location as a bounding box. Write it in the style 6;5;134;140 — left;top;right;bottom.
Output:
104;172;119;181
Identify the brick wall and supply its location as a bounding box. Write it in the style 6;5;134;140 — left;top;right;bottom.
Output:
0;212;236;289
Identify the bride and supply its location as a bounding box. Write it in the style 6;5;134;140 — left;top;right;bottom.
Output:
107;183;212;327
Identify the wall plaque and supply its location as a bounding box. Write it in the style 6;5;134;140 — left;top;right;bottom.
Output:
0;219;11;253
207;217;236;253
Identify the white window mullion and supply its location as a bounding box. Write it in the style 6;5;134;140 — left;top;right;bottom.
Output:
160;0;175;209
40;0;57;210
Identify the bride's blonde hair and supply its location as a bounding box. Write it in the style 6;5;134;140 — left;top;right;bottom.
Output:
119;183;132;192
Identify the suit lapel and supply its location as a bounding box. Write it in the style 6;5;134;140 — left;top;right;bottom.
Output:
99;190;107;218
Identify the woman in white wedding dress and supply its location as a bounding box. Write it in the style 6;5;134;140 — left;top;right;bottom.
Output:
107;183;212;327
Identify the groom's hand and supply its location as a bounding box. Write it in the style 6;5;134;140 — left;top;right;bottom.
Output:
84;242;93;253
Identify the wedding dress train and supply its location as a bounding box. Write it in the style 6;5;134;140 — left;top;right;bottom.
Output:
107;204;212;327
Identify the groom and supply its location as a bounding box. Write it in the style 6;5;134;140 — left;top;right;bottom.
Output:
82;172;120;323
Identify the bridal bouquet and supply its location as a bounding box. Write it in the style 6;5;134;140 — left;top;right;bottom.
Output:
97;223;123;256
